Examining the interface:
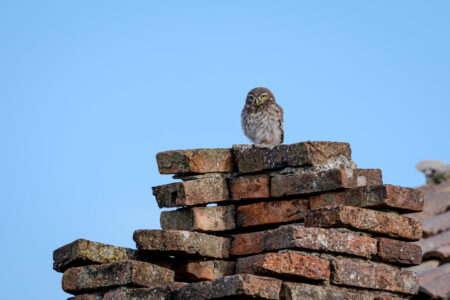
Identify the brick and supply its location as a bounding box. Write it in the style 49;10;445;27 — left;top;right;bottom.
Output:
172;259;235;281
356;169;383;186
156;148;234;174
133;230;230;259
271;169;382;198
280;282;373;300
103;287;172;300
62;260;174;295
236;199;308;227
236;252;330;281
305;206;422;240
376;238;422;265
261;225;377;258
53;239;137;273
232;141;352;173
175;274;281;299
160;205;236;232
422;211;450;237
229;175;270;200
68;294;104;300
309;184;424;212
152;177;229;208
230;231;264;256
329;256;419;295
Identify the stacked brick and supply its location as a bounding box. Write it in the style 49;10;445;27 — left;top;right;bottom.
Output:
53;141;425;299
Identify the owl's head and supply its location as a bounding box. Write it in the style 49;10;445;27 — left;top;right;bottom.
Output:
246;87;275;106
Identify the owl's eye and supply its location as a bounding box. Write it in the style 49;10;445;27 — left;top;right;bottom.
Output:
248;96;255;101
261;95;267;99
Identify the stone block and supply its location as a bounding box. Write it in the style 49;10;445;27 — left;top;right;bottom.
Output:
229;175;270;200
261;224;377;258
62;260;174;295
160;205;236;232
230;231;264;256
175;274;282;299
309;184;424;212
305;206;422;240
133;230;230;259
236;199;308;227
271;169;382;198
152;177;229;208
172;259;235;281
232;141;352;173
329;256;419;295
156;148;234;174
376;238;422;265
236;252;330;281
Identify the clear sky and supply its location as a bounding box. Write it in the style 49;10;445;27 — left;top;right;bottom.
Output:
1;1;449;299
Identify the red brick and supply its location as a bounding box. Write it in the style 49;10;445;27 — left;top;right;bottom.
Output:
160;205;235;232
376;238;422;265
356;168;383;186
103;287;172;300
236;252;330;281
271;169;382;198
305;206;422;240
230;231;264;256
62;260;174;295
232;141;352;173
68;294;104;300
329;256;419;295
175;274;281;299
152;177;229;208
133;230;231;259
156;148;234;174
309;184;424;212
236;199;308;227
280;282;374;300
172;259;235;281
261;224;377;258
229;175;270;200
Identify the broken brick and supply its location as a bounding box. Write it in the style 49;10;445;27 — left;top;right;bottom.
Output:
133;230;230;259
160;205;236;232
236;199;308;228
261;224;377;258
175;274;281;299
236;252;330;281
376;238;422;265
152;177;229;208
172;259;235;281
230;231;264;256
156;148;234;174
229;175;270;200
305;206;422;240
62;260;174;295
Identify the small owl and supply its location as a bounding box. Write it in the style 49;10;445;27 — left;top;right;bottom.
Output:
241;87;284;146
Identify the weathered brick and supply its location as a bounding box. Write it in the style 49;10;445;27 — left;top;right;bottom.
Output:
236;199;308;227
103;287;172;300
152;177;229;208
156;148;234;174
376;238;422;265
133;230;230;259
271;169;382;198
229;175;270;200
172;259;235;281
236;252;329;281
280;282;373;300
232;141;352;173
53;239;136;273
305;206;422;240
68;293;104;300
309;184;424;212
175;274;282;299
356;169;383;186
230;231;264;256
329;256;419;295
160;205;236;232
62;260;174;295
261;224;377;258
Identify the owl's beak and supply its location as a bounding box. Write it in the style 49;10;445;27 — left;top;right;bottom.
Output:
255;99;261;105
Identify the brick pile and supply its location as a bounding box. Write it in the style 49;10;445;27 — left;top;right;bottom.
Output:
53;141;425;299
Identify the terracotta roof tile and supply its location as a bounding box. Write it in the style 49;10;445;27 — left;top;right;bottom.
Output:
422;211;450;237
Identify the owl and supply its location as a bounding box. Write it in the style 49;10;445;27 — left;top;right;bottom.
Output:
241;87;284;146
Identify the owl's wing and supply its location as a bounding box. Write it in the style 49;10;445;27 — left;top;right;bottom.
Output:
277;104;284;144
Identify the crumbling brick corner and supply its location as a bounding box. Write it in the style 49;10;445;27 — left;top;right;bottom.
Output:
53;141;424;299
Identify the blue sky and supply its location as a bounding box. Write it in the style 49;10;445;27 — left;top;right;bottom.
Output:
1;1;449;299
